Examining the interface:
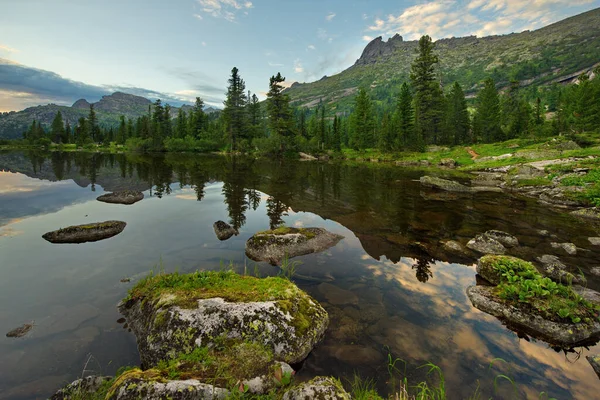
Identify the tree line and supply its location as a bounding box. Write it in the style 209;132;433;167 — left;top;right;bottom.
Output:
23;35;600;155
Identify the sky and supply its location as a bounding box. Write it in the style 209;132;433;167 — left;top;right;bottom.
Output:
1;0;599;112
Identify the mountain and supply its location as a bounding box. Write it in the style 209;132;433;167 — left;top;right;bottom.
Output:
285;8;600;114
0;92;220;140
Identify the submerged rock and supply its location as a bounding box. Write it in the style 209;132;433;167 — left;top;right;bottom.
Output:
213;221;237;241
283;377;350;400
42;221;126;244
420;175;501;193
5;321;34;338
467;234;506;255
483;230;519;248
467;285;600;347
587;354;600;380
119;271;328;367
536;255;585;285
97;190;144;205
245;227;343;265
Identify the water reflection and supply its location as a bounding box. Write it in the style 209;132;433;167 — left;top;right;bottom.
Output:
1;150;600;399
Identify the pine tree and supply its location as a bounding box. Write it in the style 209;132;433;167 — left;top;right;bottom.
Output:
266;72;294;153
349;88;374;150
395;82;415;150
191;97;206;138
88;104;100;142
75;117;89;146
318;104;326;148
410;35;444;147
223;67;248;151
473;78;502;143
50;111;65;143
65;121;72;144
332;115;341;151
176;107;187;138
117;115;127;144
446;82;470;145
247;92;262;140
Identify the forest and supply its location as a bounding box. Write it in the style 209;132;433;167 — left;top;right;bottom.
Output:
17;35;600;157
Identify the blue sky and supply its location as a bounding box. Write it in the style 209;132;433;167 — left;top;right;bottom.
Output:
1;0;599;111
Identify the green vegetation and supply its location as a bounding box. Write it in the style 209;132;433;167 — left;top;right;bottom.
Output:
256;226;316;239
485;255;599;324
126;269;297;308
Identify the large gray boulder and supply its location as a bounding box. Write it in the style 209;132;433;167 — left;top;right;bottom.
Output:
119;272;328;367
467;235;506;255
245;227;343;265
213;221;237;241
97;190;144;205
467;285;600;347
536;255;585;285
42;221;126;244
51;376;112;400
283;377;351;400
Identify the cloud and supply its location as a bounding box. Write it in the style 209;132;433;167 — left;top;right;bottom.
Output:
307;44;316;50
195;0;253;22
326;12;336;21
294;59;304;73
365;0;595;40
0;60;222;111
363;35;374;42
0;44;18;53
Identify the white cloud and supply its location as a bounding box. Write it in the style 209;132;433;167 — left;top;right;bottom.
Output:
195;0;253;22
307;44;316;50
326;12;336;21
294;59;304;73
0;44;18;53
362;35;374;42
365;0;595;40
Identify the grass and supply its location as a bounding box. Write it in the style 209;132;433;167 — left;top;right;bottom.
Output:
125;269;298;308
484;255;599;324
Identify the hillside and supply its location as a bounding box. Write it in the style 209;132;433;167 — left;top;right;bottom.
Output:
0;92;219;140
285;8;600;114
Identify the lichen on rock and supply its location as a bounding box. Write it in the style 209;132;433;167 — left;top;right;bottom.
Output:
282;376;351;400
245;226;343;265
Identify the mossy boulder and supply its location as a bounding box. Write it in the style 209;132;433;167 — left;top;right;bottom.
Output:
587;354;600;380
283;377;351;400
51;376;112;399
467;234;506;255
42;221;126;244
420;175;501;193
245;227;343;265
119;270;328;368
476;255;520;285
571;207;600;220
213;220;237;241
97;190;144;205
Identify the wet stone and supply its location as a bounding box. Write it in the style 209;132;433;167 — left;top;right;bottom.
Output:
551;242;577;255
318;283;359;306
5;322;34;338
588;237;600;246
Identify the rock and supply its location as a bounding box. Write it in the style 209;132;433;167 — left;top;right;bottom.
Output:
51;376;112;400
555;140;581;150
283;377;350;400
110;374;230;399
573;286;600;304
589;237;600;246
467;285;600;347
587;354;600;380
298;152;317;161
467;235;506;255
591;267;600;277
42;221;126;244
476;255;525;285
420;176;471;192
514;165;546;178
318;283;359;306
5;321;34;338
245;227;343;265
96;190;144;205
484;230;519;248
571;208;600;221
324;345;384;366
213;221;237;241
439;158;457;168
536;255;584;285
119;271;329;367
539;188;585;207
551;242;577;255
474;153;513;163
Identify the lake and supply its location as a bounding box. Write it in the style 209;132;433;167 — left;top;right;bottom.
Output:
1;150;599;399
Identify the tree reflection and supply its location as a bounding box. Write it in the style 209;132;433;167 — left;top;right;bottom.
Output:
412;257;434;283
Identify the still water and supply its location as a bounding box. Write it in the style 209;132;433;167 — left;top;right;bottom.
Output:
1;150;599;399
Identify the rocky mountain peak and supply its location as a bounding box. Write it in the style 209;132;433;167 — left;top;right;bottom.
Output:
355;34;408;66
72;98;91;109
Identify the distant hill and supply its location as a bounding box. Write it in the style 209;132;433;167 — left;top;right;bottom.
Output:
0;92;220;140
285;8;600;114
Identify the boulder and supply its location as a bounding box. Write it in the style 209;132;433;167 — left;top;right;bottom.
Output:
420;176;472;193
442;240;471;257
283;377;350;400
476;255;525;285
213;221;237;241
467;235;506;255
119;271;328;367
591;267;600;277
587;354;600;380
97;190;144;205
42;221;126;244
298;152;317;161
536;255;585;285
483;230;519;248
108;373;229;400
571;208;600;221
245;227;343;265
467;285;600;347
51;376;112;400
551;242;577;255
588;237;600;246
5;322;34;338
438;158;457;168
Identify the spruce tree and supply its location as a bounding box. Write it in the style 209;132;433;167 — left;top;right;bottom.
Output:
332;115;341;151
473;78;502;143
223;67;248;151
192;97;206;138
266;72;294;153
117;115;126;144
176;108;187;138
88;104;100;142
349;88;375;150
395;82;415;150
410;35;444;148
50;111;65;143
65;121;72;144
446;82;470;145
247;93;262;140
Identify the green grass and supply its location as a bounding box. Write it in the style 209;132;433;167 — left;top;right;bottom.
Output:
485;255;599;324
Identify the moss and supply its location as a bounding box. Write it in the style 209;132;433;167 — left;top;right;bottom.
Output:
126;270;299;309
154;310;169;329
256;226;316;239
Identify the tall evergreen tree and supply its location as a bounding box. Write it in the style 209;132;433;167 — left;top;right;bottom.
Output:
223;67;248;151
473;78;502;143
65;121;72;144
266;72;294;153
332;115;341;151
446;82;470;145
247;92;262;140
50;111;65;143
176;107;187;138
395;82;415;150
410;35;444;147
88;104;100;142
191;97;206;138
349;88;375;150
117;115;127;144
